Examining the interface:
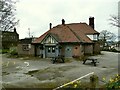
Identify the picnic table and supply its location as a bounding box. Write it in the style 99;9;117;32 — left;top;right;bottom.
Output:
51;55;65;64
83;57;99;66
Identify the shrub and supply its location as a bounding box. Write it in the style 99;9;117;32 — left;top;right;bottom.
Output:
8;47;18;55
0;49;9;54
106;74;120;89
9;50;18;55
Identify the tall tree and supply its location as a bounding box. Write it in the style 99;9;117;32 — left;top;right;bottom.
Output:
99;30;116;46
0;0;19;31
109;15;120;28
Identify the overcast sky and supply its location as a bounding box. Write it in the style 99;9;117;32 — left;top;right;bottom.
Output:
15;0;119;39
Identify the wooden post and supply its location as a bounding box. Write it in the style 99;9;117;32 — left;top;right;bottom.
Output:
90;75;99;89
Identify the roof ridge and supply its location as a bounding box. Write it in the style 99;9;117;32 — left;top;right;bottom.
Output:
66;25;82;42
67;22;86;24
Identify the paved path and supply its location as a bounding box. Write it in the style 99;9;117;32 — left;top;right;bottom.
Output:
1;51;119;88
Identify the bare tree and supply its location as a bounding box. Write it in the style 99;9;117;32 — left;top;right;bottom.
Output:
0;0;19;31
99;30;116;46
109;15;120;28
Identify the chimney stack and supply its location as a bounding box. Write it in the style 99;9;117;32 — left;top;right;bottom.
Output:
49;23;52;29
62;19;65;25
89;17;94;29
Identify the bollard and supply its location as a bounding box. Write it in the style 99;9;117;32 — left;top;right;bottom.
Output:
90;75;99;89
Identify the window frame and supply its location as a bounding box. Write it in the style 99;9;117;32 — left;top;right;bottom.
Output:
52;47;55;53
22;44;29;51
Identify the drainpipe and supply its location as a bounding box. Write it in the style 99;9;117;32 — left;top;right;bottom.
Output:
56;45;59;57
43;45;45;58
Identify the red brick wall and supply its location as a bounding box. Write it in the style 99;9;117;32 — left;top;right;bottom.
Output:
72;45;80;57
84;44;93;55
17;44;35;56
93;42;100;54
60;44;85;57
61;46;65;56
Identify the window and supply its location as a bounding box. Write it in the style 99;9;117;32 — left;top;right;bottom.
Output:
93;34;98;40
87;35;93;40
22;44;29;51
52;47;55;53
48;47;51;52
87;34;98;41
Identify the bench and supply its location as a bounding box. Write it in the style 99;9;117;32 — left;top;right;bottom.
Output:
83;58;99;66
51;55;65;64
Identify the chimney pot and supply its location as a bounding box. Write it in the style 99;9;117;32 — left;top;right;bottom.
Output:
62;19;65;25
14;27;16;32
49;23;52;29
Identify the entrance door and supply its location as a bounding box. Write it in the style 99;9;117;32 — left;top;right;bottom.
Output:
45;46;56;58
65;46;72;57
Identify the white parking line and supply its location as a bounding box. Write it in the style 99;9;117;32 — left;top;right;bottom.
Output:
24;62;29;67
53;72;94;90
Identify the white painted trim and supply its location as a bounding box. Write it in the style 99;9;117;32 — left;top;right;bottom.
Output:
41;34;58;44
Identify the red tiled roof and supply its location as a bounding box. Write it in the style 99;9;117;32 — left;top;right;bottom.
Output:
33;23;99;44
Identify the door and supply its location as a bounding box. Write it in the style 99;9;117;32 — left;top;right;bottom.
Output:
65;46;72;57
45;46;56;58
